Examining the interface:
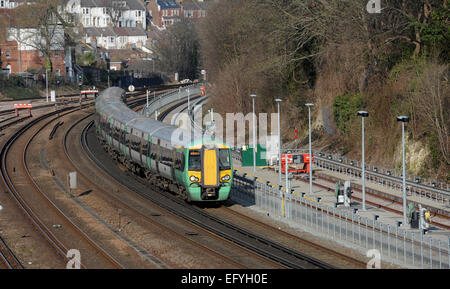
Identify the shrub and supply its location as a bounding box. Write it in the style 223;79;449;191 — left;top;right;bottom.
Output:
332;92;365;134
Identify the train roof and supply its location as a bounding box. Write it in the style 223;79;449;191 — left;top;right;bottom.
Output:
95;87;205;148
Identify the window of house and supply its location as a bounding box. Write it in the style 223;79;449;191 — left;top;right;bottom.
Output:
110;37;114;43
0;1;4;8
103;8;106;14
5;51;10;58
55;50;59;57
55;69;60;77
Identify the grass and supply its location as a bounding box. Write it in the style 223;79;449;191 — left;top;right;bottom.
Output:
2;86;41;100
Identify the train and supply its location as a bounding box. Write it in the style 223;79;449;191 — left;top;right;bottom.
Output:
94;87;233;202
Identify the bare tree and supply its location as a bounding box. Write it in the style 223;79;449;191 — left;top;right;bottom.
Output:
5;0;75;72
107;1;129;27
410;61;449;164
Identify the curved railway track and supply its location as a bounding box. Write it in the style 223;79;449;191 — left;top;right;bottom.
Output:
0;104;125;269
0;236;23;269
81;92;347;269
64;110;284;269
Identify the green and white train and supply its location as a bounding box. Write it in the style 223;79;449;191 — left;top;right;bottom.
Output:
94;87;233;202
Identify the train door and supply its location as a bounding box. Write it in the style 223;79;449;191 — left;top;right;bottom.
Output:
130;128;141;164
158;139;173;180
151;136;159;174
202;148;219;187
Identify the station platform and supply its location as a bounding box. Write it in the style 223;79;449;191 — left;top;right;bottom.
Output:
233;159;450;243
315;167;450;216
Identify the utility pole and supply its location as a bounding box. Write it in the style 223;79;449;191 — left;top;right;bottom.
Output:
275;99;282;183
358;111;369;210
305;103;314;194
397;116;410;227
250;94;257;172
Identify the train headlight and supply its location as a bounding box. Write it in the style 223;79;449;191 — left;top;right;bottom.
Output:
221;174;231;182
189;175;199;182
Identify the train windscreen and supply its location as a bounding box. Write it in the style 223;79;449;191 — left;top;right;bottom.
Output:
188;150;201;171
218;149;231;170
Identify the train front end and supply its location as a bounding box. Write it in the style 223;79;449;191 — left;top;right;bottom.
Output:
185;143;232;202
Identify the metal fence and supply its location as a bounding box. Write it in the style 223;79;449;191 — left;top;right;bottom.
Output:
142;84;201;117
231;171;450;269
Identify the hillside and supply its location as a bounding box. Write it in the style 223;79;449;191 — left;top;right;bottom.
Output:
197;0;449;181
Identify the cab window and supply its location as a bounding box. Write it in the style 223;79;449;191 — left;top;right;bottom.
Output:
188;150;201;171
218;149;230;170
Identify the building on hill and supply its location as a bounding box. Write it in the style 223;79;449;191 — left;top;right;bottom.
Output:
0;8;69;77
83;26;147;50
147;0;207;30
147;0;181;29
66;0;147;30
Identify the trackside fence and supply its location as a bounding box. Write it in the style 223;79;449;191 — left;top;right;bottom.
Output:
231;171;450;269
142;84;202;117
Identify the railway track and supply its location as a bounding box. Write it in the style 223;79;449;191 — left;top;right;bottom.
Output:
82;91;344;269
0;103;126;269
0;235;23;269
295;173;450;230
0;85;196;269
64;112;284;269
313;154;449;205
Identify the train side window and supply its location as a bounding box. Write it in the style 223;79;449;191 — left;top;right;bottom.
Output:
175;152;184;170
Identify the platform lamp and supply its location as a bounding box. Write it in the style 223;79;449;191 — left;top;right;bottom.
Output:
357;110;369;210
250;94;257;172
397;116;410;227
305;103;314;194
275;98;282;183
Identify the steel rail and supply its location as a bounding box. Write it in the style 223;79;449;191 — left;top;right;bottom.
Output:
67;110;254;269
0;106;87;268
22;106;124;269
0;235;23;269
315;155;449;196
85;93;336;269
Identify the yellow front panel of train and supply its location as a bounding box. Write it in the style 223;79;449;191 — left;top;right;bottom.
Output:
203;149;218;186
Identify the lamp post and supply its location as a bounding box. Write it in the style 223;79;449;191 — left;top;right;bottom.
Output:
250;94;257;172
275;99;282;183
357;110;369;210
46;69;49;102
397;116;410;227
305;103;314;194
187;87;190;112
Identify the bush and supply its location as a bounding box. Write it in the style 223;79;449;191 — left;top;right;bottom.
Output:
332;92;365;134
0;77;40;99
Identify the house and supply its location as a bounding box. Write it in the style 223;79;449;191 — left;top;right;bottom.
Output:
179;0;206;19
147;0;181;29
83;26;147;50
0;9;67;76
66;0;147;30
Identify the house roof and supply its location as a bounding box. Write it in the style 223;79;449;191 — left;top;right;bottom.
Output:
84;26;116;37
80;0;145;10
157;0;180;10
113;26;146;37
180;0;207;11
84;26;147;38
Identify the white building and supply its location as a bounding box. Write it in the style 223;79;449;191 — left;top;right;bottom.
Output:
66;0;146;30
84;26;147;50
0;0;20;9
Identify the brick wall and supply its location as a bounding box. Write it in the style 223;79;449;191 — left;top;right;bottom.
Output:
1;40;66;76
